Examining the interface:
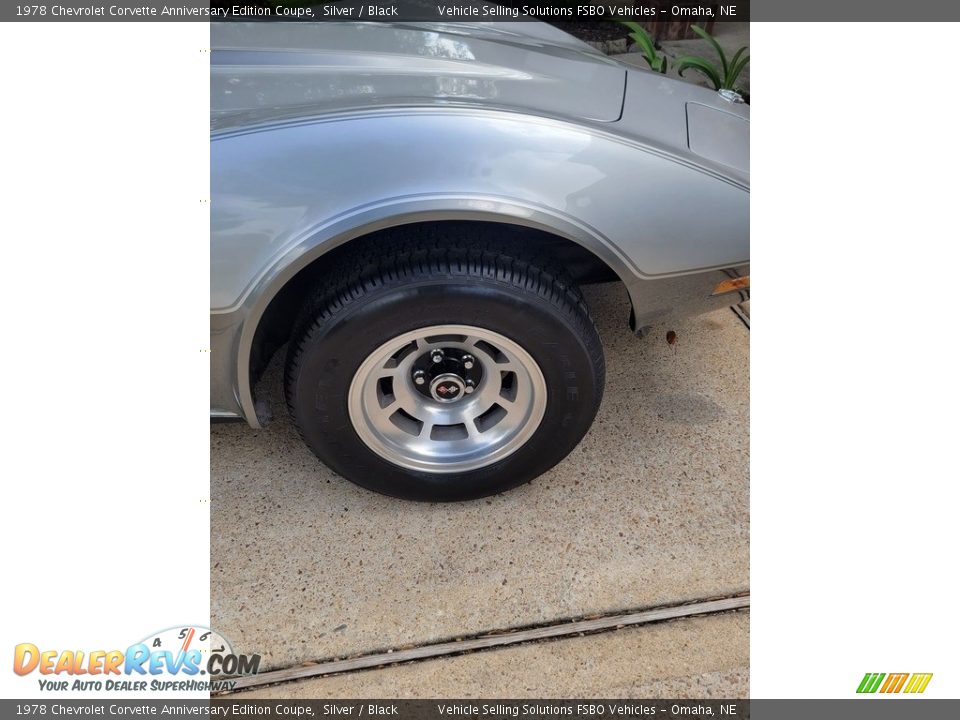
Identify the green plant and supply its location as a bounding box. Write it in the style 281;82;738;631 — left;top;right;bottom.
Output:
674;25;749;91
619;21;667;74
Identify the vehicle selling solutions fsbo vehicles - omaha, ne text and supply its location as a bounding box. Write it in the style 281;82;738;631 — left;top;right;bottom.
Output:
210;20;749;501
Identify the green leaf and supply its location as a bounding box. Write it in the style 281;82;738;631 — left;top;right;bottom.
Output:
629;32;657;64
675;55;723;91
727;52;750;88
725;47;747;87
729;47;748;71
618;21;668;75
690;24;727;79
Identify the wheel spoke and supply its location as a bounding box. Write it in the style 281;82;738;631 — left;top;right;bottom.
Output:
419;420;434;439
374;398;398;415
463;403;484;423
473;374;503;409
470;344;493;363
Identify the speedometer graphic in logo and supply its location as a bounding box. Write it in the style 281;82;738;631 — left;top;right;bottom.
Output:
137;625;253;676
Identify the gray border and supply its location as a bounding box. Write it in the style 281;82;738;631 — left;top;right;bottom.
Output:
0;1;754;23
6;1;960;22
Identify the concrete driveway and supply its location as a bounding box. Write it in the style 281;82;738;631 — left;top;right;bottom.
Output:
211;281;749;696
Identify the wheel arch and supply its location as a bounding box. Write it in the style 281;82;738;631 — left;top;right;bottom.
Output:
234;208;637;428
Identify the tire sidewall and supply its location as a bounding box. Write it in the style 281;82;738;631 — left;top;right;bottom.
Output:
288;278;602;501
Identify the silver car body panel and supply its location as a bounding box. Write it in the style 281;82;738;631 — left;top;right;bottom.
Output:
211;21;627;130
210;22;749;425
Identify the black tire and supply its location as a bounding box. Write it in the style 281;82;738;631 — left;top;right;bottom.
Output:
284;232;604;501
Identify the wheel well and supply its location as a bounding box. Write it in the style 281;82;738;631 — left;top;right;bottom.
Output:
248;220;621;387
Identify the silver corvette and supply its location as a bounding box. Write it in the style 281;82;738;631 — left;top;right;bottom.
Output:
210;20;749;500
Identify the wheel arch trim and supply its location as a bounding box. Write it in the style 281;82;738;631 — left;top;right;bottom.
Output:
222;196;640;428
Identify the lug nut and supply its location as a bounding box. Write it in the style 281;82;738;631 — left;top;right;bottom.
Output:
465;379;475;394
462;354;475;370
430;350;444;364
413;370;426;385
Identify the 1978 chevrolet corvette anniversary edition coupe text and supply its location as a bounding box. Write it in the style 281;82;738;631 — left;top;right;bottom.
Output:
210;20;749;501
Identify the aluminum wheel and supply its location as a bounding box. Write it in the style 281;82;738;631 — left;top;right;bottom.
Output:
348;324;547;473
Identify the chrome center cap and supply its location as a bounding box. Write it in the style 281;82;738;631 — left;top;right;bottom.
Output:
429;373;465;403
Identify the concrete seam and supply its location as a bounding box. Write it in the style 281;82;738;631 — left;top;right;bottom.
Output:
222;593;750;694
730;303;750;330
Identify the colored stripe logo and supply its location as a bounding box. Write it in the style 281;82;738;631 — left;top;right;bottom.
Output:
857;672;932;694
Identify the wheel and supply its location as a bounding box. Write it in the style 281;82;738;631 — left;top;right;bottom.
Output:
284;234;604;501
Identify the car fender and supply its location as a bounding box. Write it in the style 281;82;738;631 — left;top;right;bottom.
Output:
211;108;748;423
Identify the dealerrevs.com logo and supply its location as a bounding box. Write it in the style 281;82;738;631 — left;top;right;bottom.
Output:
13;626;260;693
857;672;933;694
